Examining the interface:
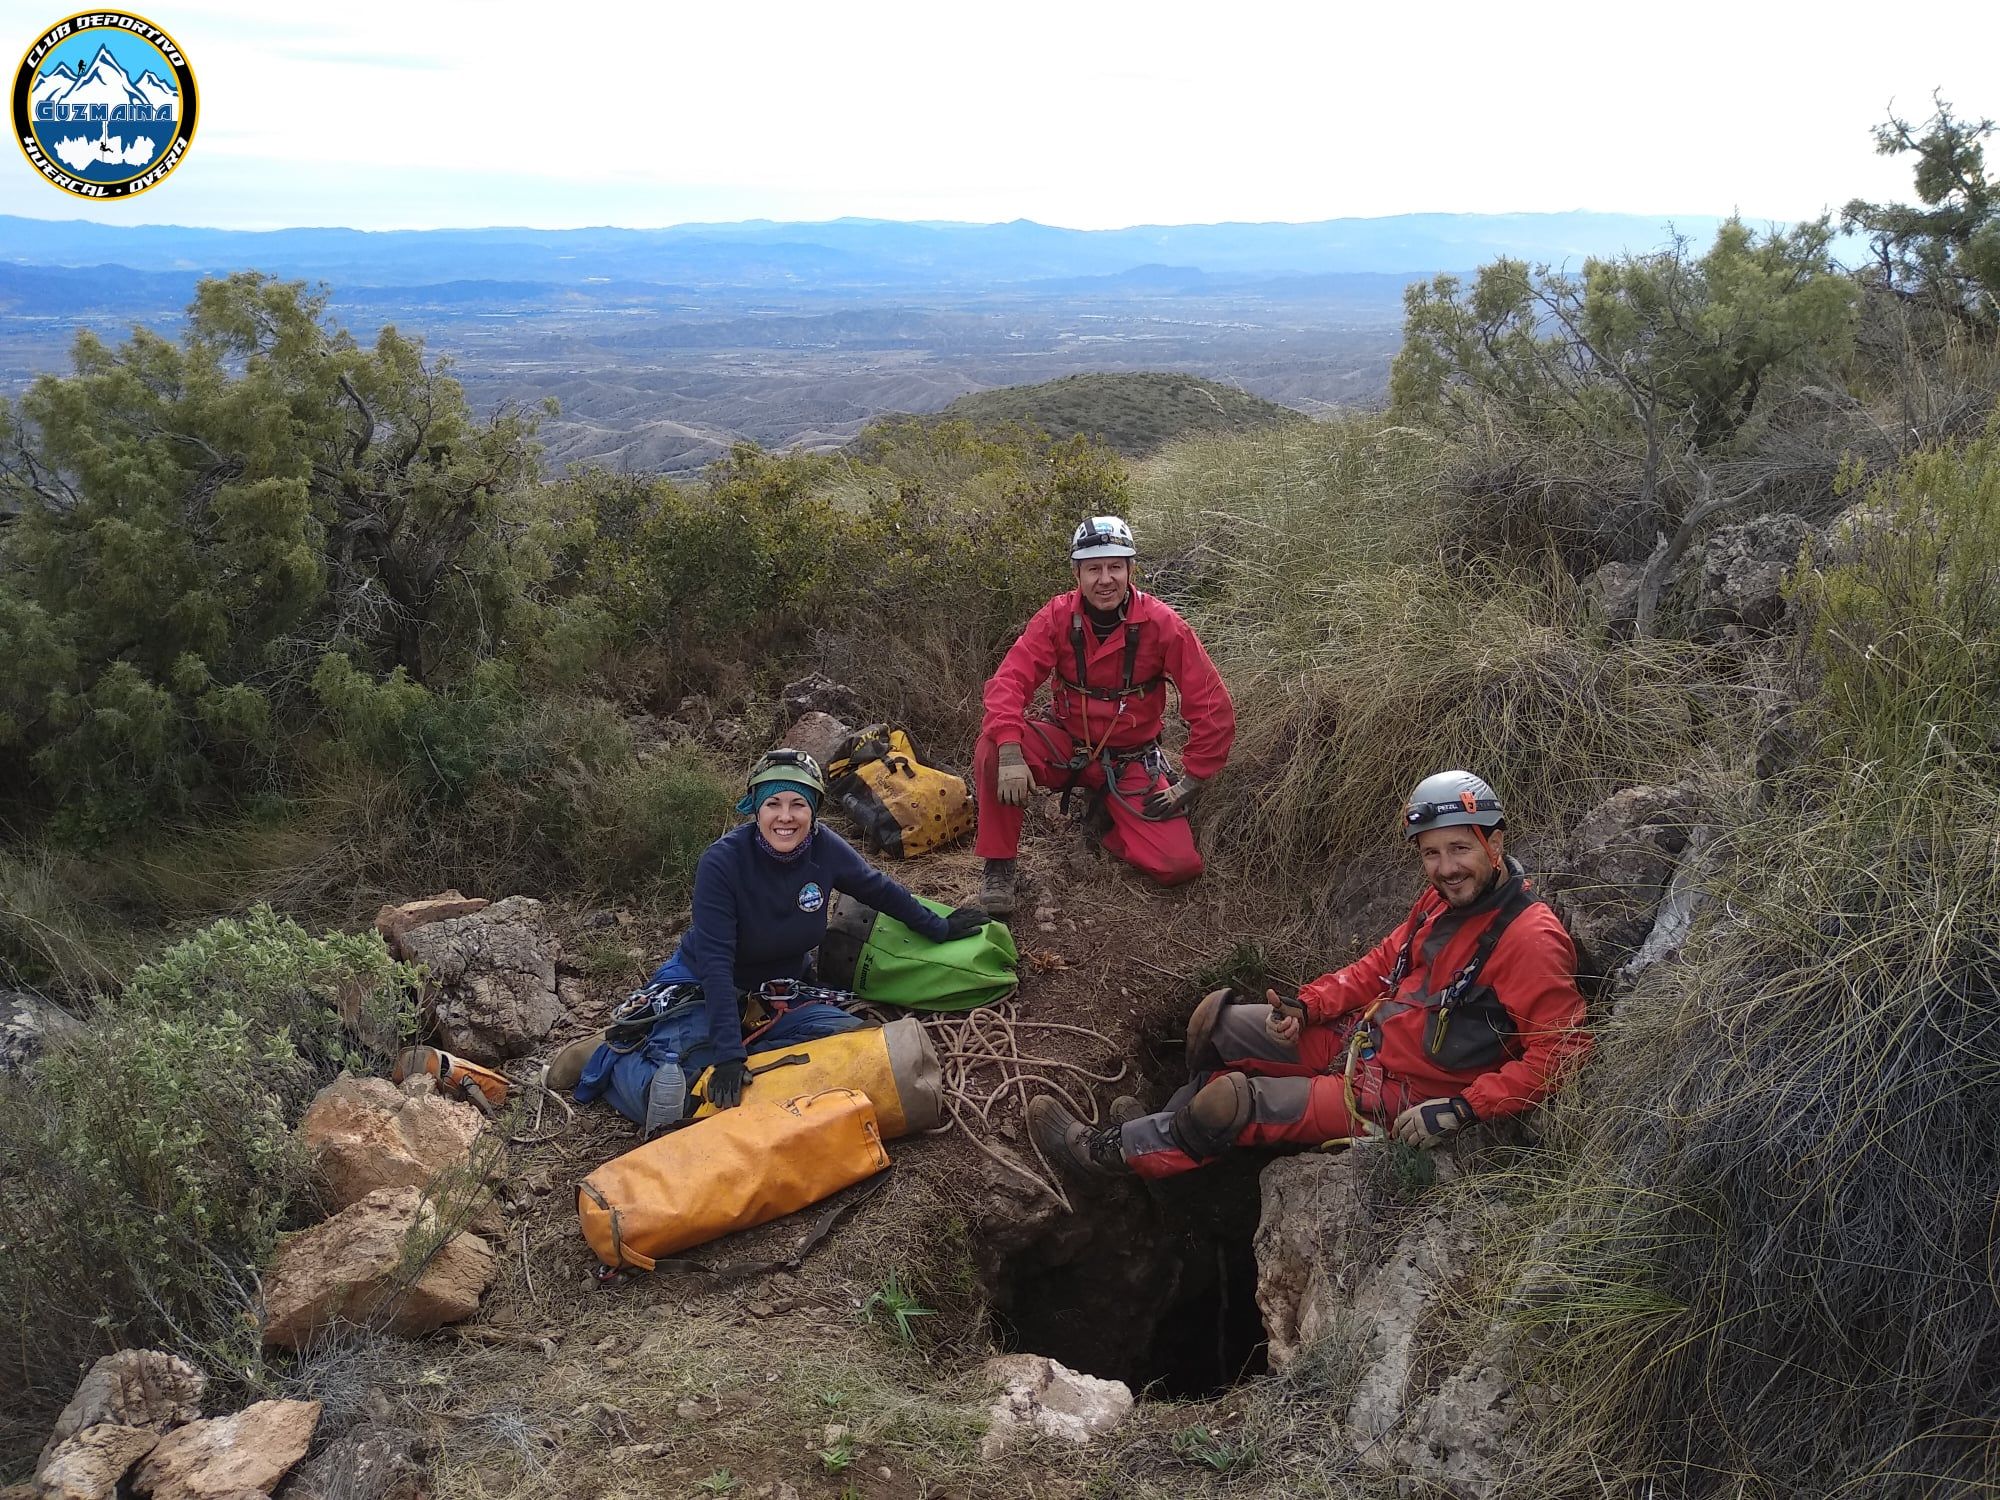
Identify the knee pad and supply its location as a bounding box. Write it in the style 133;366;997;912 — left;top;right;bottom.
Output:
1169;1071;1253;1161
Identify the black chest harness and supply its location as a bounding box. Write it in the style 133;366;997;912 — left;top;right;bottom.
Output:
1031;612;1179;818
1057;612;1161;703
1352;873;1543;1068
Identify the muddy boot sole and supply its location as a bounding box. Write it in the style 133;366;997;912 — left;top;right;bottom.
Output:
1107;1095;1146;1126
1184;987;1235;1078
547;1030;606;1093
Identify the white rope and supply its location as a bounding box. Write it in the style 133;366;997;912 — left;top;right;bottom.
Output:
918;1002;1127;1211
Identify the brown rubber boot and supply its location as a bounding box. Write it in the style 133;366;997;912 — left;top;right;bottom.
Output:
547;1030;606;1093
394;1046;509;1115
1107;1095;1146;1125
1184;986;1235;1076
1027;1096;1131;1181
979;858;1018;918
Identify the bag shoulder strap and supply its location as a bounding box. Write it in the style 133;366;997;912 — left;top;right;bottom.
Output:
1438;881;1543;1008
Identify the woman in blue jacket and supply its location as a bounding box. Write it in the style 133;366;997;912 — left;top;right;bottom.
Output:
572;748;986;1127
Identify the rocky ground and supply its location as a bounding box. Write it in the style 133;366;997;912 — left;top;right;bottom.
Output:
5;665;1716;1498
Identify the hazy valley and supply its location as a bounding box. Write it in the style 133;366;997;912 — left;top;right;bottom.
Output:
0;210;1724;471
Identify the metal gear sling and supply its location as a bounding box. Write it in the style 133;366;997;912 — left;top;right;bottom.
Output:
1331;873;1544;1142
1037;610;1177;819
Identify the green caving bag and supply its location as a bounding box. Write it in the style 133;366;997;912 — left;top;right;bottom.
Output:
818;893;1017;1012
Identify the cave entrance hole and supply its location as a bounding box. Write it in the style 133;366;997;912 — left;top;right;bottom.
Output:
988;1151;1270;1399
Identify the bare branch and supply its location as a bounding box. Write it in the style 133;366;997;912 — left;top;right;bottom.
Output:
1633;469;1767;638
335;373;375;467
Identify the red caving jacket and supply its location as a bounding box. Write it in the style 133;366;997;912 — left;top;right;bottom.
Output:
1297;867;1590;1121
981;589;1235;777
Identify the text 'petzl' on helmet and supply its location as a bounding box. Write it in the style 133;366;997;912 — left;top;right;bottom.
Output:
1402;769;1504;840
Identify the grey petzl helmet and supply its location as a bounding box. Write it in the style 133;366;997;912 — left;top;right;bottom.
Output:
1402;770;1505;840
1071;515;1137;561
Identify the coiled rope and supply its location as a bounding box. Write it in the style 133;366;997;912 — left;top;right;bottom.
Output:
914;1002;1127;1211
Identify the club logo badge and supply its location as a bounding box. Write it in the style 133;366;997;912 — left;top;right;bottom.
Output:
797;882;825;913
13;11;198;200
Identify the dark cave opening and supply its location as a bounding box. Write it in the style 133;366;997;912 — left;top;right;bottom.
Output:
988;1153;1270;1399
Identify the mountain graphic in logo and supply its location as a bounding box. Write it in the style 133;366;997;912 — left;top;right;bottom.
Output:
12;13;199;199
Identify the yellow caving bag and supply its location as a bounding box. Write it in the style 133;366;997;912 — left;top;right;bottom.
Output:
826;724;974;859
687;1016;942;1137
577;1088;889;1271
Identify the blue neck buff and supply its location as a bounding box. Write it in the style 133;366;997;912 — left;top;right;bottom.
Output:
754;823;815;863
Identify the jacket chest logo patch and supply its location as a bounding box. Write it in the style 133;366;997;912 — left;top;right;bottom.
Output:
797;881;824;913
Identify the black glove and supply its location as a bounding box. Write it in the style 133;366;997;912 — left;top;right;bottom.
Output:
706;1057;750;1110
1142;775;1203;820
941;906;991;940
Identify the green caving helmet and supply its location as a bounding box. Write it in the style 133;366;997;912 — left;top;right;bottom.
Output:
1402;769;1505;841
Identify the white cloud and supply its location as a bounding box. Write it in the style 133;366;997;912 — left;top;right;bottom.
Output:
6;0;1999;229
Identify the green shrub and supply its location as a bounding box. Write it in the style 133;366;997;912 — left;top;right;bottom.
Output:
0;908;418;1470
0;275;548;837
1505;429;2000;1495
564;420;1124;752
120;904;418;1076
577;744;741;904
1793;418;2000;771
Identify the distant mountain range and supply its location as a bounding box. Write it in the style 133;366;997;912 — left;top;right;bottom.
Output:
0;211;1730;294
0;208;1754;475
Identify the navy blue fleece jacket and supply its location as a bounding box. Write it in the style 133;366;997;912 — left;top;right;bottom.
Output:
650;822;949;1064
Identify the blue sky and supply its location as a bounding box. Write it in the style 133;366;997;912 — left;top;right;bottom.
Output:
4;0;1997;231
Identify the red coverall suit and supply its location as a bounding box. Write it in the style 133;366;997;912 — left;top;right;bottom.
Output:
975;588;1235;886
1121;867;1589;1177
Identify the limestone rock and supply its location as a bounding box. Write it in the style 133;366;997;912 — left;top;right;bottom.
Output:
1543;782;1701;989
372;892;490;960
1816;499;1933;571
1255;1152;1371;1369
1406;1328;1534;1498
40;1350;205;1469
133;1399;320;1498
1693;512;1812;640
298;1074;486;1211
979;1354;1132;1458
1;987;80;1074
771;674;863;740
399;896;561;1065
35;1424;162;1500
1584;560;1644;633
260;1187;494;1350
779;710;854;769
276;1422;431;1500
1254;1150;1532;1499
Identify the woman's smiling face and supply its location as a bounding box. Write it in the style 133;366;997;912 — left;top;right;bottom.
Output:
757;790;814;852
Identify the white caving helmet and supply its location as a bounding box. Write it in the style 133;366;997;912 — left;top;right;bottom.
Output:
1402;770;1505;841
1070;515;1137;561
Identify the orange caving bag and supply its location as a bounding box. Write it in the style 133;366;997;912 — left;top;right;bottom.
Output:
577;1088;890;1271
825;725;974;859
686;1017;943;1138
